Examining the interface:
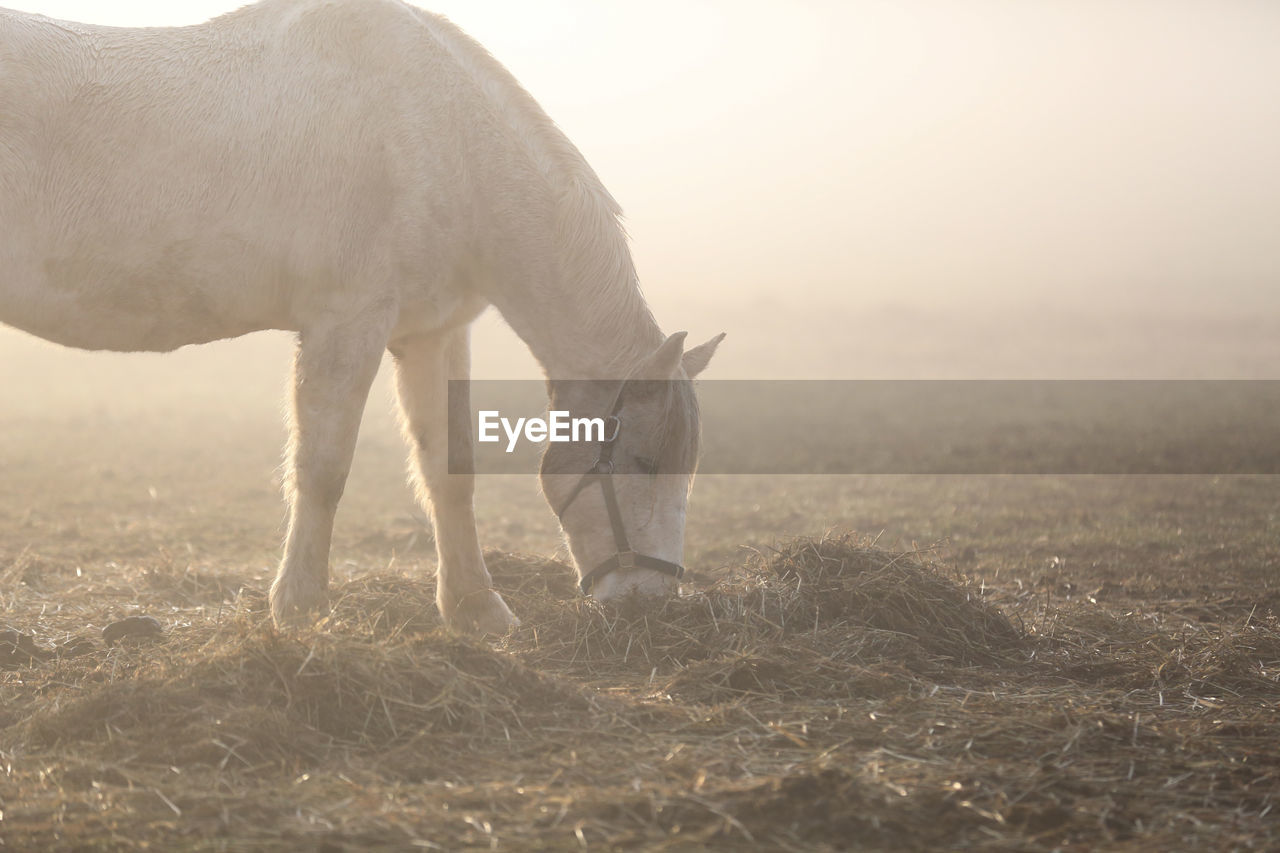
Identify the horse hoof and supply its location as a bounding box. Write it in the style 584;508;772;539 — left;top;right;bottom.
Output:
443;590;520;637
269;581;329;628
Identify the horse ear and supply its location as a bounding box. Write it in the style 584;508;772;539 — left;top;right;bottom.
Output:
637;331;688;379
682;332;725;378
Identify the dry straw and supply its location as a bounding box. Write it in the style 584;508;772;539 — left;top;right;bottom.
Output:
2;534;1278;849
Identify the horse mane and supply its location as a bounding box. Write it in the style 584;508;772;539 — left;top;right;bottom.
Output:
412;7;665;375
414;7;699;474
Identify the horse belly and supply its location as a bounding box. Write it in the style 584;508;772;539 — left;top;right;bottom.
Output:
0;207;290;352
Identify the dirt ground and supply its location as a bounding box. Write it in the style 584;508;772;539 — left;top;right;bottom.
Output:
2;321;1279;850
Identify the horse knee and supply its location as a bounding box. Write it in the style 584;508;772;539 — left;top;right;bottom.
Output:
294;462;348;509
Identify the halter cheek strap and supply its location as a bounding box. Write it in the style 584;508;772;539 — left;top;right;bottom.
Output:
552;386;686;595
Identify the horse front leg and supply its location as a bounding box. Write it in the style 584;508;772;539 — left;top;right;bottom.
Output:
269;313;389;626
392;327;518;634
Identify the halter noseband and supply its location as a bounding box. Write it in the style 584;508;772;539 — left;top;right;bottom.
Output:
552;383;686;595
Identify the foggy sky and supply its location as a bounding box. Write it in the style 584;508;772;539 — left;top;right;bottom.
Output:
6;0;1278;317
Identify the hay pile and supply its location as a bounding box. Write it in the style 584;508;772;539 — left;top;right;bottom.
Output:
21;629;594;768
503;534;1023;699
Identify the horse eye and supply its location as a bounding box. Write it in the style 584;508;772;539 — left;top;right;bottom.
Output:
635;456;659;475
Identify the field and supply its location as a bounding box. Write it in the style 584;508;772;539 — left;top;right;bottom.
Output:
2;323;1279;851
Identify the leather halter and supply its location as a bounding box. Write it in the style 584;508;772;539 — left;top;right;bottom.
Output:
552;383;687;595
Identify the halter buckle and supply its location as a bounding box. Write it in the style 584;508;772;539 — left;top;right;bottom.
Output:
616;550;637;570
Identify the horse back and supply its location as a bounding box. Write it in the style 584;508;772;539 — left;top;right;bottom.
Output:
0;0;489;351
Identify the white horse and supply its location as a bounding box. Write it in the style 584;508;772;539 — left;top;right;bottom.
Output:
0;0;722;633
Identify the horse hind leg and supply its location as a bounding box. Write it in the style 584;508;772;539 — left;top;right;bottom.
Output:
269;311;390;626
391;327;518;635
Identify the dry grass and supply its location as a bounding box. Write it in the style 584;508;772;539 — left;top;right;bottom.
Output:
4;533;1279;850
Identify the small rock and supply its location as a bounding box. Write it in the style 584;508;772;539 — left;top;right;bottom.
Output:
102;615;165;647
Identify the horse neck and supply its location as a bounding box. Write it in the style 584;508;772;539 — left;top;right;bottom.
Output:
413;10;663;379
486;188;666;381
